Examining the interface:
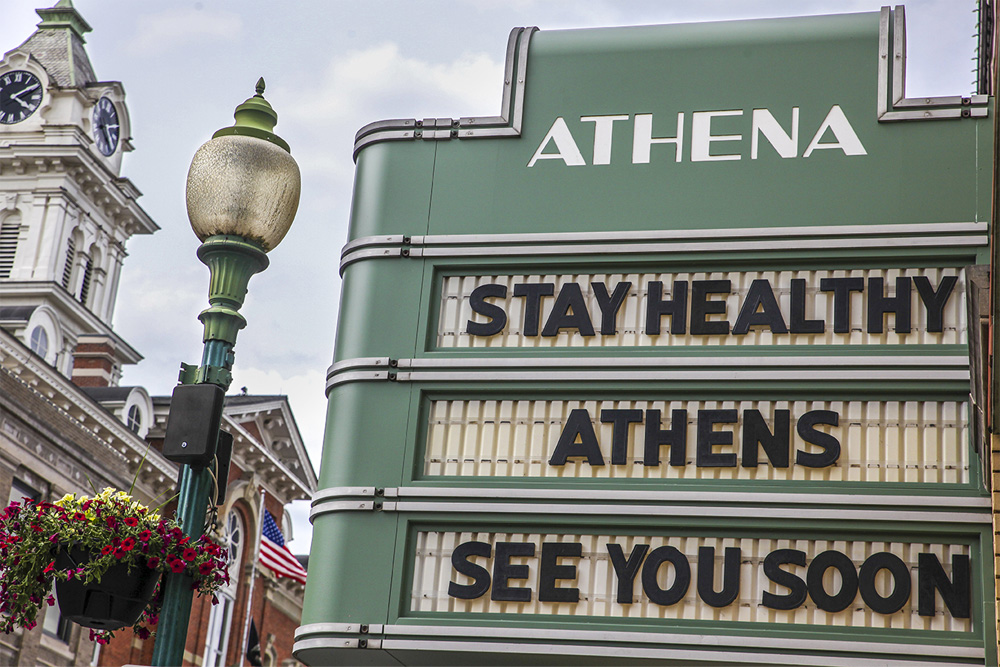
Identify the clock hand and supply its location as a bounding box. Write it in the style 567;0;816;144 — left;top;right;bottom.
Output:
10;84;39;100
14;98;32;110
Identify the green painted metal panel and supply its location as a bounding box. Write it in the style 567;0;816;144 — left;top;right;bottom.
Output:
303;8;996;667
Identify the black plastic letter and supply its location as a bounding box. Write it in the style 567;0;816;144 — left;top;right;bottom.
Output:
859;552;911;615
819;277;864;334
867;276;912;334
593;282;632;335
762;549;807;610
697;546;741;608
467;284;508;336
742;409;790;468
644;409;687;466
913;275;956;333
491;542;535;602
538;542;582;603
795;410;840;468
807;550;858;613
607;543;649;604
513;283;555;336
541;283;596;337
549;409;605;466
732;279;788;335
789;278;824;334
646;281;688;335
696;409;738;467
641;546;691;606
448;541;492;600
601;409;643;465
690;280;731;335
918;553;970;619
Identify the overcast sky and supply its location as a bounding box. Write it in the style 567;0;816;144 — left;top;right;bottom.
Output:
0;0;981;550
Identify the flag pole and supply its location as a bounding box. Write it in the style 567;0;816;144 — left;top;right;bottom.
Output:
239;489;266;667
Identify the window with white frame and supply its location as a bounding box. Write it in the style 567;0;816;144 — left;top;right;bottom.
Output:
204;509;244;667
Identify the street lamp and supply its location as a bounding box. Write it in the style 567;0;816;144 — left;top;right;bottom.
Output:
150;79;300;667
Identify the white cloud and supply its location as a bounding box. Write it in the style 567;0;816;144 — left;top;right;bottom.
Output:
124;8;243;57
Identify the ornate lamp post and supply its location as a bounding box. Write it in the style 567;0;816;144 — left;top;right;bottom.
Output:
150;79;300;667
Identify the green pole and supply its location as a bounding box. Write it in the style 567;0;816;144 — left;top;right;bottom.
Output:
149;80;294;667
150;240;268;667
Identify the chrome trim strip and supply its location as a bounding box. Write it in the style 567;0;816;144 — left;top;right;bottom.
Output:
380;624;982;659
326;357;392;381
410;235;985;259
371;639;979;666
395;355;967;369
340;222;987;273
345;501;987;524
339;247;403;273
295;623;384;638
325;370;390;393
341;235;404;259
386;486;989;509
326;356;969;391
392;369;968;383
309;500;375;519
353;27;537;159
878;6;988;122
413;221;986;245
311;487;376;504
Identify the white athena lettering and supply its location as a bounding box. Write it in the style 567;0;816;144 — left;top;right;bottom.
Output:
528;105;867;166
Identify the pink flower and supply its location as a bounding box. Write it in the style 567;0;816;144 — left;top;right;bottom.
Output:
46;595;54;607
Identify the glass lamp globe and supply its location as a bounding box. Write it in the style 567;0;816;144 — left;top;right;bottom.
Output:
185;133;300;252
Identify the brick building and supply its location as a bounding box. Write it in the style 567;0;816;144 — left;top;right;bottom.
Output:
0;3;317;665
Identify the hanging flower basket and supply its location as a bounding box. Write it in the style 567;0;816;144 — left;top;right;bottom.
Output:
0;488;229;643
54;545;160;630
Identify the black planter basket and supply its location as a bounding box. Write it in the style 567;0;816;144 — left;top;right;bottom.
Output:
54;546;160;630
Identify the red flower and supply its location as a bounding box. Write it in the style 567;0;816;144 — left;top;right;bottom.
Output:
123;517;139;527
182;548;196;562
42;561;55;573
105;517;117;529
199;562;214;575
46;595;55;607
147;556;160;568
114;548;125;559
170;559;185;573
121;537;136;551
100;544;114;556
74;512;86;521
138;530;151;542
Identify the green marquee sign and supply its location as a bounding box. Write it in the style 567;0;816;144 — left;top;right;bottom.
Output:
296;7;995;666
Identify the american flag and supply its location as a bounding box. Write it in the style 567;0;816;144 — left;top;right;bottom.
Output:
260;510;307;585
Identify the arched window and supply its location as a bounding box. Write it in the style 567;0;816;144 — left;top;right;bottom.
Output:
204;509;244;667
126;404;142;434
29;326;48;360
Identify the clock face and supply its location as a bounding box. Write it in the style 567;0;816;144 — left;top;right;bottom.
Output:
0;70;43;125
92;96;120;156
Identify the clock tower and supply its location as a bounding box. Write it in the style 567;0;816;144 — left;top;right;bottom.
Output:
0;0;157;386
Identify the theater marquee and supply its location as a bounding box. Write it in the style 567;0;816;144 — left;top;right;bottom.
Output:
298;7;995;667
